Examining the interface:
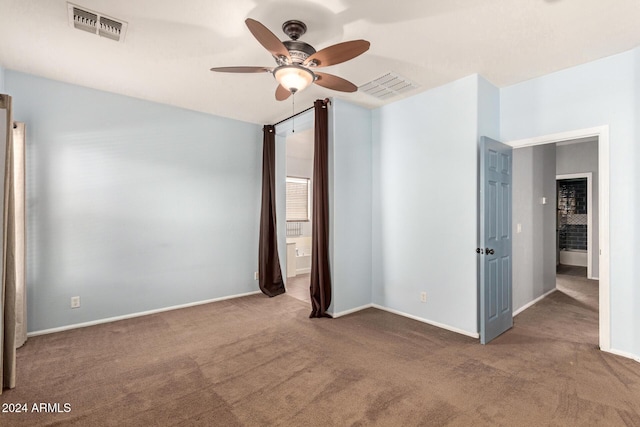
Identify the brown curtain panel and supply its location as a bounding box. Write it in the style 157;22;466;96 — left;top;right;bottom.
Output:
258;125;285;297
309;99;332;318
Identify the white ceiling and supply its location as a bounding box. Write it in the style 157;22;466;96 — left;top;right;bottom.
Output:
1;0;639;125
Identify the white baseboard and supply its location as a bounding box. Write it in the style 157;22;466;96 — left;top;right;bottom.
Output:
296;268;311;275
27;290;262;337
604;348;640;364
512;288;557;317
331;304;373;318
371;304;479;339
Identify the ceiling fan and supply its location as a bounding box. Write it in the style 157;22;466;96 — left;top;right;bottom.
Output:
210;18;370;100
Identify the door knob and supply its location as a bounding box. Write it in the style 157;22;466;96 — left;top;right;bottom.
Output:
485;248;495;255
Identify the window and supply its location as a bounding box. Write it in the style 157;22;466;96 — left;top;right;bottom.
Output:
286;177;310;222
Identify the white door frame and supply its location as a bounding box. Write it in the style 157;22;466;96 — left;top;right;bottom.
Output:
556;172;593;279
505;125;610;352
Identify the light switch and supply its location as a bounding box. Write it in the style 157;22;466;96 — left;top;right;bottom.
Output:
516;223;522;233
541;197;547;205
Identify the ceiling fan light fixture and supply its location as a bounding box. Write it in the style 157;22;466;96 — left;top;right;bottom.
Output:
274;65;315;94
211;19;369;100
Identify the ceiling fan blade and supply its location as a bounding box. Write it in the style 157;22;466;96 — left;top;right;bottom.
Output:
275;85;291;101
245;18;291;61
210;66;272;73
303;40;370;67
314;72;358;92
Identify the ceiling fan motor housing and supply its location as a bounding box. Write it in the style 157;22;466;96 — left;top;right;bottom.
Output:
282;40;316;64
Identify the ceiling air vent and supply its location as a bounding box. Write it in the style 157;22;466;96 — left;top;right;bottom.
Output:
359;72;419;100
67;3;128;42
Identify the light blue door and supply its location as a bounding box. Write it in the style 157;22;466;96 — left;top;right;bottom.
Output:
479;136;513;344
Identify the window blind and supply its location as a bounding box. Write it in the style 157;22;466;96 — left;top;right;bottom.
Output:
286;177;310;221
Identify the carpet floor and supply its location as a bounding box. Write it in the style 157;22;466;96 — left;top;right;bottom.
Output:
1;274;639;426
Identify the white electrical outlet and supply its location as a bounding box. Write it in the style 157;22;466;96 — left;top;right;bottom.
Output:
420;292;427;303
70;296;80;308
254;271;259;280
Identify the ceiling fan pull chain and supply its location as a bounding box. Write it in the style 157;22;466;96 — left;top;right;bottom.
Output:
292;92;295;133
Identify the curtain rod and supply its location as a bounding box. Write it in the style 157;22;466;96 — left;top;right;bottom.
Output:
273;105;314;127
272;98;331;127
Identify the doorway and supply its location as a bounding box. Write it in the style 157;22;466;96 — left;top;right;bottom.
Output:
507;126;610;351
556;173;593;279
274;109;315;304
284;127;314;304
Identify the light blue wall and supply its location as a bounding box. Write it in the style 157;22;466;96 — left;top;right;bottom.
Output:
477;75;500;141
0;66;5;92
6;71;262;332
328;99;372;315
372;75;481;335
501;47;640;359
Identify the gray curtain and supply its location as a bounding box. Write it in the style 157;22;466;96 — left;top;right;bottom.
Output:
12;122;26;349
0;94;26;393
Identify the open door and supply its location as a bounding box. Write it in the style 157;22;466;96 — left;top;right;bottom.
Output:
479;136;513;344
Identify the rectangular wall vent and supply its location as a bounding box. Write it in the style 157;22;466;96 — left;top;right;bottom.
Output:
359;72;420;100
67;3;127;42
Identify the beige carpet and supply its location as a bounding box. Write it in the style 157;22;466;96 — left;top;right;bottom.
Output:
1;275;639;426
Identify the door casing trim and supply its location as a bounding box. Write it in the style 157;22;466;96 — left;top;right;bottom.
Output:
505;125;610;352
